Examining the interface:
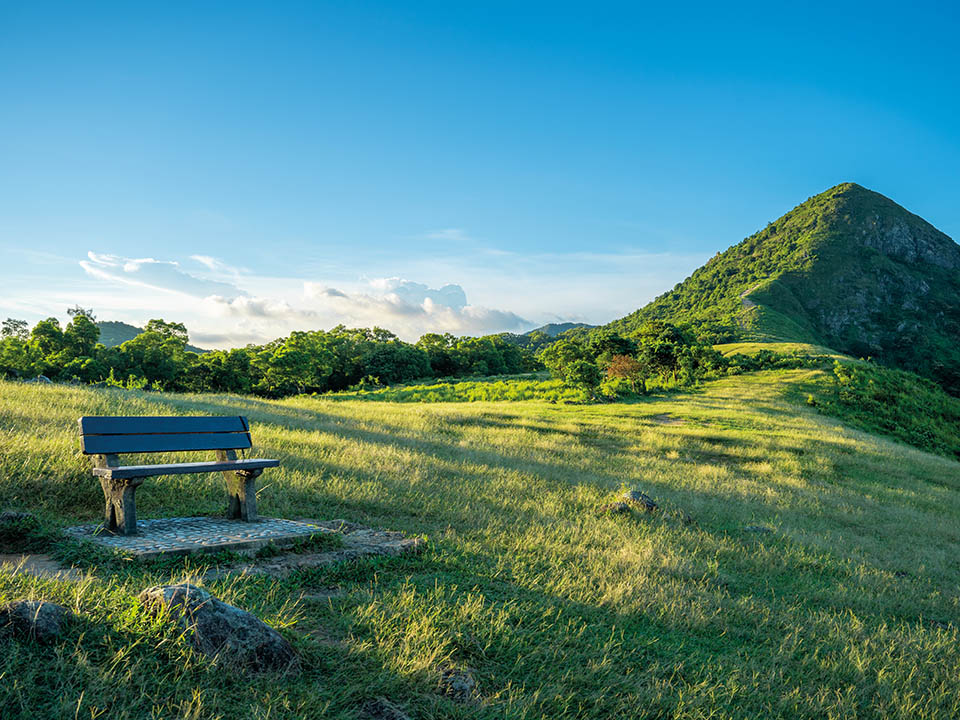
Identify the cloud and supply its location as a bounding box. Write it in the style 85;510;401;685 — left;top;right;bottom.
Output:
80;252;244;299
301;279;529;338
29;244;710;350
367;278;468;310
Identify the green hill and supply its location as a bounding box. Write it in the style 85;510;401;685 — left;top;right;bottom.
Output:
97;320;207;354
610;183;960;394
525;322;595;337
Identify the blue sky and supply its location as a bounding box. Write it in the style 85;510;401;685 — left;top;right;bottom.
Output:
2;1;959;346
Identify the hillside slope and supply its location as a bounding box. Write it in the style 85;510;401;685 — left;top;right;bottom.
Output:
97;320;207;354
611;183;960;393
1;376;959;718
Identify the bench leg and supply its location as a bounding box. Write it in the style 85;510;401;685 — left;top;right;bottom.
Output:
225;471;260;522
217;449;261;522
99;478;141;535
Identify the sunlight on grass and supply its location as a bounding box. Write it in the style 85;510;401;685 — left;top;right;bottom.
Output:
1;372;959;718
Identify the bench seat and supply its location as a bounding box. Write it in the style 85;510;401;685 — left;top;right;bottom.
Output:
93;458;280;481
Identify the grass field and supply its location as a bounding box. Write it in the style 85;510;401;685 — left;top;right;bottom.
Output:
713;341;849;358
1;370;959;719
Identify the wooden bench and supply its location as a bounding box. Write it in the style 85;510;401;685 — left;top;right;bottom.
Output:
78;415;279;536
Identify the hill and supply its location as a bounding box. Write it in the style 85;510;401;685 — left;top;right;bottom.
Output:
97;320;207;354
525;322;595;337
1;372;958;717
611;183;960;394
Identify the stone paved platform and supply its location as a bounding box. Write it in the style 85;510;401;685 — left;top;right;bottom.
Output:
64;517;333;559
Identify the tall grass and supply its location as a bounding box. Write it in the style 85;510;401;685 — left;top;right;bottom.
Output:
1;371;959;719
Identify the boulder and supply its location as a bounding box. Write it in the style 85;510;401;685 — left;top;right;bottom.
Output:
139;583;297;672
0;510;38;526
439;667;477;702
360;697;412;720
621;489;657;512
0;600;71;643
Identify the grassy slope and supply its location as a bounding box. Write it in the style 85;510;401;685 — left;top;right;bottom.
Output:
1;376;959;719
714;341;848;358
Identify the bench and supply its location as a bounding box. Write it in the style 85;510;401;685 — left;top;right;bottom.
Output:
78;415;279;536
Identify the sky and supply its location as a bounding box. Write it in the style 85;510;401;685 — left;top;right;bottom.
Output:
2;1;959;347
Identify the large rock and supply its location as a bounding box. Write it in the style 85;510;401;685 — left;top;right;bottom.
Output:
621;489;658;512
0;600;71;643
139;583;297;672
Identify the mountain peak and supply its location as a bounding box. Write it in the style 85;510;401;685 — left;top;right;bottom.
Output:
610;184;960;394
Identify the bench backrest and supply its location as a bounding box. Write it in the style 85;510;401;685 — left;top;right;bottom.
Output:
78;416;253;455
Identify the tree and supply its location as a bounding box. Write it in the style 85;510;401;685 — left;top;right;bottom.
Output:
29;318;65;357
564;359;602;399
64;313;100;357
588;329;636;368
1;318;28;340
67;305;97;321
538;338;592;379
606;354;649;394
143;319;189;346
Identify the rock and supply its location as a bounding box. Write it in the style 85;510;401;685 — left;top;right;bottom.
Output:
439;667;477;702
744;525;772;534
621;489;657;512
0;600;71;643
598;501;630;515
0;510;38;526
139;583;297;672
360;697;412;720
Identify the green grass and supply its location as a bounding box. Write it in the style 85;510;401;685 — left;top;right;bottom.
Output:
1;374;959;719
330;373;589;404
804;361;960;459
714;341;848;359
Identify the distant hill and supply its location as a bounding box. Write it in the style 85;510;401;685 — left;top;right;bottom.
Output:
97;320;207;354
609;183;960;394
525;322;595;337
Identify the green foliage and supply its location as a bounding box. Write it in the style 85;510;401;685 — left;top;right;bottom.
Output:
807;361;960;458
0;312;540;398
538;322;730;400
609;183;960;395
0;513;51;553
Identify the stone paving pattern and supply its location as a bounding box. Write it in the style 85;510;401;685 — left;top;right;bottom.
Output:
64;517;332;558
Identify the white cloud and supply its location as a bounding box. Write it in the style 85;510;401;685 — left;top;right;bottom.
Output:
1;240;710;350
80;252;244;299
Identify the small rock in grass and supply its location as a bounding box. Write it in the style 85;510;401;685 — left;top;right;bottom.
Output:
139;583;297;673
0;600;72;643
744;525;772;534
894;570;909;578
360;697;412;720
0;510;38;526
598;501;631;515
439;667;477;702
621;489;658;512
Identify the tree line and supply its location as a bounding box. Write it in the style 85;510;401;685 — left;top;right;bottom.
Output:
0;310;537;397
1;309;801;401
